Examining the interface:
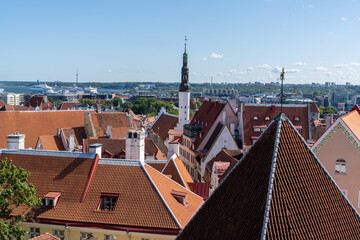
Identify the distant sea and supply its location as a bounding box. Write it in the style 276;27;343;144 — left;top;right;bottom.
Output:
0;85;124;94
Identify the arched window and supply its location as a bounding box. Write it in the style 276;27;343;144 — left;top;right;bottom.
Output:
128;132;132;138
134;132;138;138
335;159;346;174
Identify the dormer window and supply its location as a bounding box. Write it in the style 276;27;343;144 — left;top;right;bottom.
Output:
294;116;300;121
97;193;118;212
265;116;270;121
253;116;259;120
170;190;188;205
43;192;61;207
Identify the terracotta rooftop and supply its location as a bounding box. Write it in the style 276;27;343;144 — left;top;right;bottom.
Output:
189;100;227;148
109;126;134;138
152;113;178;141
0;110;93;148
2;149;203;235
57;102;79;110
37;135;65;151
24;96;53;110
310;102;320;113
83;138;167;160
340;109;360;141
29;233;60;240
0;104;29;111
242;103;310;146
176;113;360;239
162;155;194;189
90;112;135;137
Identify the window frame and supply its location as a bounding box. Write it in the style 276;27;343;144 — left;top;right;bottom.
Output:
335;159;347;174
53;229;65;240
80;232;95;240
96;193;119;212
28;227;40;239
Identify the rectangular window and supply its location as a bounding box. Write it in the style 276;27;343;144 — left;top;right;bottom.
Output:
98;194;118;211
104;235;117;240
253;128;260;132
80;232;95;240
187;152;190;160
53;230;65;240
191;168;194;177
28;228;40;239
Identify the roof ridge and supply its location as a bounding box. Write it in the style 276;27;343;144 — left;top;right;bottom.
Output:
260;117;283;240
0;149;95;159
141;163;183;229
285;116;360;221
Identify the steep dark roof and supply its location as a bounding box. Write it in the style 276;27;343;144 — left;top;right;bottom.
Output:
152;113;178;141
177;113;360;240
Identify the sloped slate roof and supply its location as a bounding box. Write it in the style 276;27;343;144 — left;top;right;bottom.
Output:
152;113;178;141
176;113;360;240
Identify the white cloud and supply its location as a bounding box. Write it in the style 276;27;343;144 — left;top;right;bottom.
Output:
333;64;348;68
190;72;197;76
286;69;300;73
351;62;360;66
341;17;348;21
272;66;282;73
246;67;254;72
202;58;207;61
210;53;224;59
314;66;328;71
107;69;113;73
217;72;223;76
256;64;272;69
307;4;313;8
294;62;307;66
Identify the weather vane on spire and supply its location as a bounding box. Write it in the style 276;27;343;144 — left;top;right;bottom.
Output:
184;36;187;52
279;68;285;112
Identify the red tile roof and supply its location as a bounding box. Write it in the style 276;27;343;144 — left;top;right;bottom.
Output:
57;102;79;110
4;150;203;235
188;182;209;200
37;135;65;151
162;155;194;189
152;113;178;141
90;112;135;137
242;104;310;147
25;96;53;110
0;104;30;111
83;138;166;160
109;126;134;138
189;100;227;148
310;102;320;113
176;113;360;239
0;110;94;148
61;127;87;147
29;233;60;240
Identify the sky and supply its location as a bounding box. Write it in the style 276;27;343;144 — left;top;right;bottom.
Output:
1;0;360;84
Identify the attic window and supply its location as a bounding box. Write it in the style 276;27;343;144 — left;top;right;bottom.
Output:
294;116;300;121
97;193;118;212
265;116;270;121
170;190;188;205
253;116;259;120
335;159;346;174
43;192;61;207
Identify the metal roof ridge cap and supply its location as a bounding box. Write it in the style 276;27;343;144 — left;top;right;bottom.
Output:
0;149;95;158
286;118;360;221
141;164;183;229
260;118;282;240
170;154;189;188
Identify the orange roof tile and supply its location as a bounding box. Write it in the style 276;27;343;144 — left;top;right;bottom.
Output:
310;102;320;113
37;135;65;151
90;112;135;137
61;127;86;147
109;126;134;138
0;111;93;148
162;155;194;189
25;96;53;110
152;113;178;141
144;164;204;228
341;109;360;141
29;233;60;240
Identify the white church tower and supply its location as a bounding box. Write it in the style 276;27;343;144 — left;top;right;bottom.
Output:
175;37;191;130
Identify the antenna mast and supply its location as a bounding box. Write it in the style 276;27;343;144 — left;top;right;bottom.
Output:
280;68;285;112
76;69;79;84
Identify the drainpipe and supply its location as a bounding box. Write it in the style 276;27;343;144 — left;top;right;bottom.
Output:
65;225;70;240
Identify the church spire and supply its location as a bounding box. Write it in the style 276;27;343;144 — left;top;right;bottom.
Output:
179;36;190;92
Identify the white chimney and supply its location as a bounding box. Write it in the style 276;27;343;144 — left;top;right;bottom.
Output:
125;129;145;163
7;132;25;150
68;134;75;152
325;114;333;129
167;142;179;160
222;110;226;125
106;125;112;139
89;143;102;158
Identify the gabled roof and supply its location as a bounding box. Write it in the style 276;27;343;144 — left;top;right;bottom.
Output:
176;113;360;239
310;102;320;113
57;102;78;110
206;148;240;176
29;233;60;240
340;109;360;141
0;104;29;111
189;100;227;148
24;96;53;110
37;135;65;151
162;155;194;189
3;149;203;235
152;113;178;141
0;110;94;148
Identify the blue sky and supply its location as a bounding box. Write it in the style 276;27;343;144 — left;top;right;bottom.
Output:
1;0;360;84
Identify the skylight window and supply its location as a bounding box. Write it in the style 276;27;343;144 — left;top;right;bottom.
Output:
98;194;118;211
